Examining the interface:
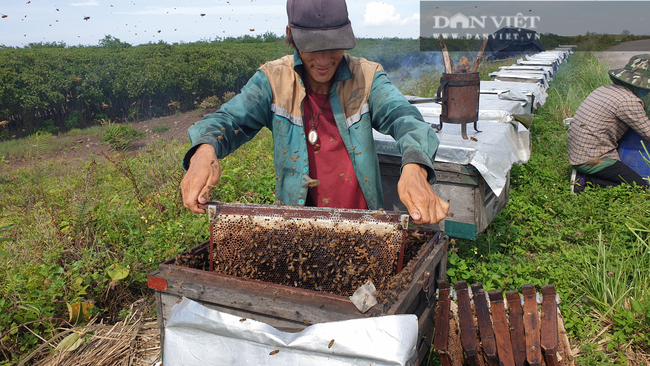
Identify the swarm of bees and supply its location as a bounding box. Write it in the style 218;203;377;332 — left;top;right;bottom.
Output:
174;250;209;270
173;215;434;300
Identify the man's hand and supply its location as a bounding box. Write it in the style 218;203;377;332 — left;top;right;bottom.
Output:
180;144;221;214
398;163;450;225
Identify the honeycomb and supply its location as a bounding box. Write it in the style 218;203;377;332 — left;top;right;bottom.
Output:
209;209;405;297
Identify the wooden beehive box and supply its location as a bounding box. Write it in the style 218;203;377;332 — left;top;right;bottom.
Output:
149;232;449;364
378;154;510;240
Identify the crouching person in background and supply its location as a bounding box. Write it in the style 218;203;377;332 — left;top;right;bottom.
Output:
568;54;650;193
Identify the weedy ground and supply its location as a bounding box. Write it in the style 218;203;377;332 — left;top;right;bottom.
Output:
0;50;649;365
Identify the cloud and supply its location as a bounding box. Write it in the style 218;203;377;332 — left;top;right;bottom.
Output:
69;0;99;6
363;2;419;27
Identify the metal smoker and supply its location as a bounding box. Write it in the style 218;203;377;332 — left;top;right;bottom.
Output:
409;72;481;140
436;72;481;139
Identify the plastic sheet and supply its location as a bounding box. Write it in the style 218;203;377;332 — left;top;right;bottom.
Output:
489;72;549;89
163;297;419;366
481;80;548;107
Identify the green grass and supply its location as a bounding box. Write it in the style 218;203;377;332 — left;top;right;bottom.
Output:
0;127;106;160
150;125;171;133
0;125;276;363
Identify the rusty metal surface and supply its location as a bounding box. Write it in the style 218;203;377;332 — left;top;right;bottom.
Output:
437;72;481;139
207;202;410;297
434;279;452;366
506;290;527;366
522;284;542;366
471;283;497;365
454;281;480;366
488;290;515;366
541;284;560;366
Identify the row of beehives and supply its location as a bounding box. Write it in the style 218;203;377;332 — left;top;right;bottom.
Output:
414;46;576;123
434;280;574;366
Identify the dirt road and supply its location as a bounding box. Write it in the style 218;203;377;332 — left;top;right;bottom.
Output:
596;38;650;68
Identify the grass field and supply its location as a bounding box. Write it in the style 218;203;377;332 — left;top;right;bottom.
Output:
1;45;649;364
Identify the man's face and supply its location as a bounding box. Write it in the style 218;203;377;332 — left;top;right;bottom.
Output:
298;49;345;93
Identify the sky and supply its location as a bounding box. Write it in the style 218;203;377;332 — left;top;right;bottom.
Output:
0;0;422;47
0;1;648;48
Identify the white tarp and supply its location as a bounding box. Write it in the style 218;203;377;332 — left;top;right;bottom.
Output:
163;297;419;366
481;80;548;107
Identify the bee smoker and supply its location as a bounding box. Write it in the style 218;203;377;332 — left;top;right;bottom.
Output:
409;72;481;140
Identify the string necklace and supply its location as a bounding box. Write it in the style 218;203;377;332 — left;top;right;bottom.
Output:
307;92;329;145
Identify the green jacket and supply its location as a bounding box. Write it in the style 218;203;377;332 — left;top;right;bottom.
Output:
183;50;439;209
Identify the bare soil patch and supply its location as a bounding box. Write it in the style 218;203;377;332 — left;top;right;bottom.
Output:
4;109;213;172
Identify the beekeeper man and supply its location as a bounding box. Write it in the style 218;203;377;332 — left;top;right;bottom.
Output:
180;0;450;224
568;54;650;192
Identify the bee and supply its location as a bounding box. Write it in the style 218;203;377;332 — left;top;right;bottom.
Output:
158;30;162;33
269;350;279;355
283;150;288;154
73;77;83;82
290;156;299;162
470;136;478;142
322;198;330;205
218;135;224;140
351;146;357;150
200;13;206;17
340;173;345;177
0;121;9;128
330;137;335;142
586;157;602;167
221;127;226;132
239;318;247;322
168;101;179;108
1;15;7;19
355;152;361;155
302;174;320;188
231;301;237;304
83;16;90;21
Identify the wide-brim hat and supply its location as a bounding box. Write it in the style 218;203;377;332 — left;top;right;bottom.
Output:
608;54;650;90
287;0;356;52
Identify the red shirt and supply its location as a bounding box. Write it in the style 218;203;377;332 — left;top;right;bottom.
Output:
303;87;367;209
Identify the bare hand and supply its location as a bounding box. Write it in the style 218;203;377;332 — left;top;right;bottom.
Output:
397;163;450;225
180;144;221;214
